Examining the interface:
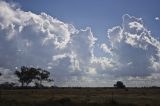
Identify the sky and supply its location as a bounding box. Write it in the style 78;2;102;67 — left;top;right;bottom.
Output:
16;0;160;40
0;0;160;87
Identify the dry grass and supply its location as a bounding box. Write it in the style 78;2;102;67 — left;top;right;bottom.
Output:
0;88;160;106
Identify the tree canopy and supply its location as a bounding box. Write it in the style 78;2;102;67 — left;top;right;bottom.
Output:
114;81;126;88
15;66;52;87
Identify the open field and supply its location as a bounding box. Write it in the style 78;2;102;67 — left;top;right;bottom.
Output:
0;88;160;106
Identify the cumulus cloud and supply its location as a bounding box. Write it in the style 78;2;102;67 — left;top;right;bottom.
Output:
100;43;112;55
102;14;160;81
0;67;17;83
155;17;160;21
0;0;100;86
0;1;160;87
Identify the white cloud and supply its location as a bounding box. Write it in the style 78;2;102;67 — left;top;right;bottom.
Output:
107;26;123;48
155;17;160;20
129;21;144;31
0;1;99;86
100;43;112;55
91;56;115;70
1;1;160;87
102;14;160;78
85;67;97;75
0;68;17;83
149;56;160;72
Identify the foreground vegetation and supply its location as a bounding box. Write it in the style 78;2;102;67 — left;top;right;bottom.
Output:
0;66;160;106
1;88;160;106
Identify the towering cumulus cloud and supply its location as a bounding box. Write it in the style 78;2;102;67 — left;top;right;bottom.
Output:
0;1;98;86
101;14;160;86
0;1;160;87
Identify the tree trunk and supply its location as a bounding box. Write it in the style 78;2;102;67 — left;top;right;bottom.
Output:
21;82;24;88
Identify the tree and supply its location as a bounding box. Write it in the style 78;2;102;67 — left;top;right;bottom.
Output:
15;66;39;87
36;68;53;87
15;66;28;87
114;81;126;88
15;66;53;88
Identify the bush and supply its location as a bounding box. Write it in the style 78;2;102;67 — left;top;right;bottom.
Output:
0;82;16;89
114;81;126;88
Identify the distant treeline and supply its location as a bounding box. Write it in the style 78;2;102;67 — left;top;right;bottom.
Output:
0;66;160;89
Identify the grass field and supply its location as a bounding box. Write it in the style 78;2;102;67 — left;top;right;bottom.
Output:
0;88;160;106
